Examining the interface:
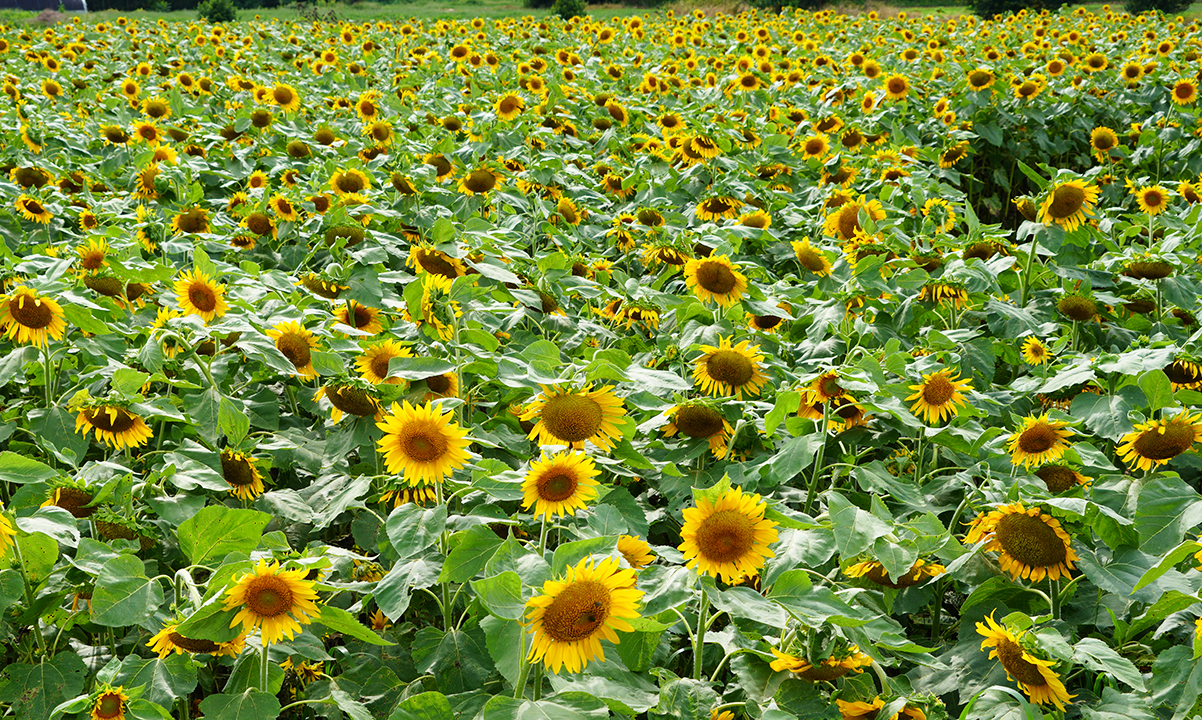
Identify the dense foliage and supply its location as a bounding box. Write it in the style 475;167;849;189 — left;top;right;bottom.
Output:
1;6;1202;720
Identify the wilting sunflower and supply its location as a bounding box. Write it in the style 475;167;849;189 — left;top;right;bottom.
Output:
525;555;643;674
965;503;1078;582
769;646;871;682
521;384;626;452
1134;185;1171;215
792;239;834;276
223;559;321;645
617;535;655;569
380;478;437;508
43;484;96;519
1021;336;1050;365
662;402;733;458
837;698;926;720
824;197;885;241
683;255;748;307
977;612;1075;710
15;195;52;224
679;486;779;583
1057;292;1097;322
1007;414;1074;468
0;286;66;348
408;245;466;288
174;269;229;323
1038;180;1099;232
906;369;972;424
695;196;744;222
458;167;502;196
266;321;320;379
147;621;243;658
330;169;371;196
693;337;769;399
376;401;470;484
91;686;129;720
334;301;383;335
521;450;600;519
356;340;413;385
75;404;154;450
1033;464;1089;493
1117;409;1202;471
221;449;265;501
1165;359;1202;389
844;558;946;589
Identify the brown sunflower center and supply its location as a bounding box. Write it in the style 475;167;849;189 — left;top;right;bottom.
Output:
1017;422;1060;454
168;631;221;654
540;579;611;643
9;294;54;329
349;305;373;329
371;353;394;380
276;332;312;369
245;575;294;617
1034;465;1077;493
221;453;256;487
176;209;208;234
695;260;737;294
335;173;366;193
1047;184;1085;219
674;405;724;438
1093;133;1116;150
22;199;46;216
995;512;1068;570
836;205;861;239
326;386;377;416
922;375;955;405
1165;361;1201;385
796;245;827;272
694;509;756;563
753;314;782;329
188;282;217;313
425;374;451;394
52;487;96;518
1131;421;1196;461
85;407;137;433
540;394;603;443
273;87;295;105
995;636;1050;688
417;250;458;279
538;471;578;502
463;169;497;194
818;375;843;397
96;693;123;719
1176;83;1195;99
969;70;991;86
499;96;520;114
799;663;852;682
246;213;273;236
1125;261;1172;280
1057;296;1096;321
1143;190;1165;208
706;350;754;387
403;423;448;462
888;77;907;94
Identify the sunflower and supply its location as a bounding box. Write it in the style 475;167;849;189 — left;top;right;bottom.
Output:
42;485;97;519
679;486;779;584
617;535;655;569
223;559;320;645
0;286;66;348
965;503;1077;582
883;73;910;100
380;478;438;508
316;381;381;424
334;301;383;335
147;621;244;658
1165;359;1202;389
837;698;926;720
824;197;885;242
408;245;466;288
769;646;872;682
1134;185;1171;215
330;169;371;196
521;450;601;519
521;385;626;452
271;83;301;112
376;401;471;484
1090;126;1118;158
967;67;995;91
458;167;502;196
1172;79;1199;105
356;340;413;385
421;372;458;401
174;269;229;323
269;194;300;222
662;402;733;458
495;92;525;120
800;133;830;160
1007;414;1074;468
1021;336;1049;365
1033;464;1089;493
221;449;266;501
91;686;129;720
75;404;154;450
906;368;972;424
844;558;945;589
692;336;769;399
976;612;1075;710
1117;409;1202;471
695;196;744;221
1057;293;1097;322
683;255;748;307
525;555;643;674
15;195;52;224
265;321;319;379
1038;180;1099;232
792;239;833;276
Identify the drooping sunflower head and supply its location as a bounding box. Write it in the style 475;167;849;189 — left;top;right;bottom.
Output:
791;239;833;276
0;285;67;348
521;449;601;519
823;197;885;242
976;612;1075;710
221;449;266;501
662;401;733;458
769;644;872;682
679;486;779;584
266;321;320;379
617;535;655;569
1117;409;1202;471
1006;414;1074;468
967;503;1078;582
521;384;627;452
1032;463;1089;493
147;621;242;658
356;340;413;385
74;402;154;450
1056;292;1097;323
844;557;946;589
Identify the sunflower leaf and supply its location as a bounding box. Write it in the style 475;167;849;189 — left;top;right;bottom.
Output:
314;605;393;646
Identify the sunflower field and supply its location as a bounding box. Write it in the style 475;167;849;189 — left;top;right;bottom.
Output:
5;5;1202;720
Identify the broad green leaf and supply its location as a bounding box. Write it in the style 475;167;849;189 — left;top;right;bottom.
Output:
551;536;618;576
104;655;198;708
389;691;455;720
197;690;281;720
0;653;88;720
16;507;80;547
1137;370;1173;413
0;451;56;484
15;531;59;583
386;504;447;561
177;506;271;565
411;626;494;695
1132;540;1199;592
827;491;892;558
472;571;524;620
1134;476;1202;555
480;692;609;720
375;558;439;621
314;605;393;645
91;554;165;627
439;525;505;583
386;356;457;380
656;679;719;720
615;616;671;672
1074;638;1145;691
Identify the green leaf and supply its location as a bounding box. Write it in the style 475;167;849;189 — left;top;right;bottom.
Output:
375;558;439;621
1080;687;1156;720
472;571;524;620
439;525;505;583
765;391;802;437
386;504;447;561
0;653;88;720
615;616;671;672
656;679;719;720
1074;638;1146;691
177;506;271;565
330;681;373;720
196;690;281;720
105;655;198;708
1132;540;1199;592
481;615;524;688
548;662;661;714
827;491;892;558
1137;370;1174;412
480;693;610;720
388;691;455;720
1134;475;1202;555
314;605;393;645
16;507;80;547
768;569;867;627
174;594;243;643
14;532;58;583
637;564;692;616
386;356;457;380
91;554;165;627
0;451;56;484
219;397;250;447
411;626;494;695
0;569;23;617
112;367;151;396
551;536;618;576
184;388;221;446
767;435;821;485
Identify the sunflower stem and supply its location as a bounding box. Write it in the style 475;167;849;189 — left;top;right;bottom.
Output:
40;342;54;410
913;432;924;487
435;481;453;631
802;406;829;516
1019;240;1038;308
260;640;270;693
930;577;944;643
537;514;549;557
1049;577;1061;620
12;539;48;658
513;627;531;699
693;592;710;681
531;665;543;701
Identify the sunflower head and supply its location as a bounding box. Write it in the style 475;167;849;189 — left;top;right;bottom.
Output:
976;612;1075;710
678;485;779;584
967;503;1078;583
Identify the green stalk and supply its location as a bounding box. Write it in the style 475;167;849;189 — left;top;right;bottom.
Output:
1049;577;1061;620
931;577;944;643
260;640;270;693
693;592;710;681
913;432;924;487
435;481;452;631
802;404;829;516
513;628;531;699
12;540;48;658
1019;241;1038;308
537;514;549;557
41;343;54;410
